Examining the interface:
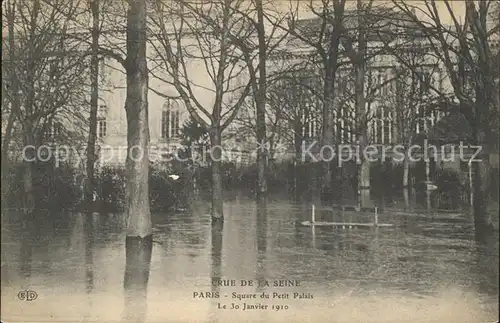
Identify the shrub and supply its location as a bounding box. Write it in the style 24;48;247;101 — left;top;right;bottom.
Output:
96;164;186;212
96;165;127;212
149;165;180;211
2;163;24;208
435;168;464;209
2;161;78;211
3;158;193;213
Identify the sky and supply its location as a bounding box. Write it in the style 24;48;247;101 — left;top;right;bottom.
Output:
277;0;467;25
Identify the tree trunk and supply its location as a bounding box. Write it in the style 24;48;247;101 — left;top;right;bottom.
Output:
123;0;153;322
1;111;15;194
402;138;412;188
294;124;302;161
358;160;371;208
403;187;410;209
403;156;410;188
321;0;345;200
255;0;267;197
2;3;19;205
124;0;152;239
321;89;334;196
293;160;298;200
86;0;99;209
22;125;36;213
472;148;494;238
123;0;153;310
210;128;224;222
471;70;495;238
355;0;370;208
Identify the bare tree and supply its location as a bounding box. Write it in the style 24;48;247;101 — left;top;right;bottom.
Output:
86;0;100;207
369;5;462;189
2;0;89;212
269;71;321;161
254;0;269;196
389;52;442;188
393;0;499;236
148;0;253;222
122;2;153;321
334;0;423;206
285;0;347;199
234;66;322;164
220;0;291;196
232;95;284;162
333;0;375;208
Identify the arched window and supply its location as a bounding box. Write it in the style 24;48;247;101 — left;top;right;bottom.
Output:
44;119;63;140
162;99;181;139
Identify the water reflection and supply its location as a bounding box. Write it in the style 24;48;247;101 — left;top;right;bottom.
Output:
122;233;153;323
403;188;410;209
473;232;500;297
208;215;223;323
1;194;499;323
84;213;94;293
19;217;35;278
256;196;267;291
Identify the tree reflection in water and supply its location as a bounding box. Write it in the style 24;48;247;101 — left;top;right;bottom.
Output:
121;235;153;323
84;212;94;293
256;196;268;290
19;213;35;279
208;220;223;323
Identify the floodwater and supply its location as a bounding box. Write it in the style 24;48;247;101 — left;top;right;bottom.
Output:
1;195;499;323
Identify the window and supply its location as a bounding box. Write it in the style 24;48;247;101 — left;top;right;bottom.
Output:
44;123;52;139
161;110;170;139
338;107;344;143
425;118;432;133
417;118;425;133
162;99;181;139
98;119;107;138
387;79;393;94
301;103;318;140
98;105;107;138
371;120;377;143
378;119;384;143
370;73;377;89
170;110;180;137
333;110;338;139
383;119;391;144
54;123;62;137
372;106;392;144
44;120;62;140
98;105;107;115
381;74;388;96
419;71;431;93
343;120;349;144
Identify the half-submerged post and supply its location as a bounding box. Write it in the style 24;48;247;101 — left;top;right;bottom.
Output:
311;204;316;223
374;207;378;226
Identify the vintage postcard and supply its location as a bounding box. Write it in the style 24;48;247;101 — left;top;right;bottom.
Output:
1;0;499;322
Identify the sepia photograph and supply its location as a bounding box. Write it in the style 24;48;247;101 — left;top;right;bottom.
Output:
1;0;499;322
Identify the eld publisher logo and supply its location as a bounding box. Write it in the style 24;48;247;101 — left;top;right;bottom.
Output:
17;290;38;301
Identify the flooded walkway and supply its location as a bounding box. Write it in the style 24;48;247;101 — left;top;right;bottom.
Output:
1;197;498;322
